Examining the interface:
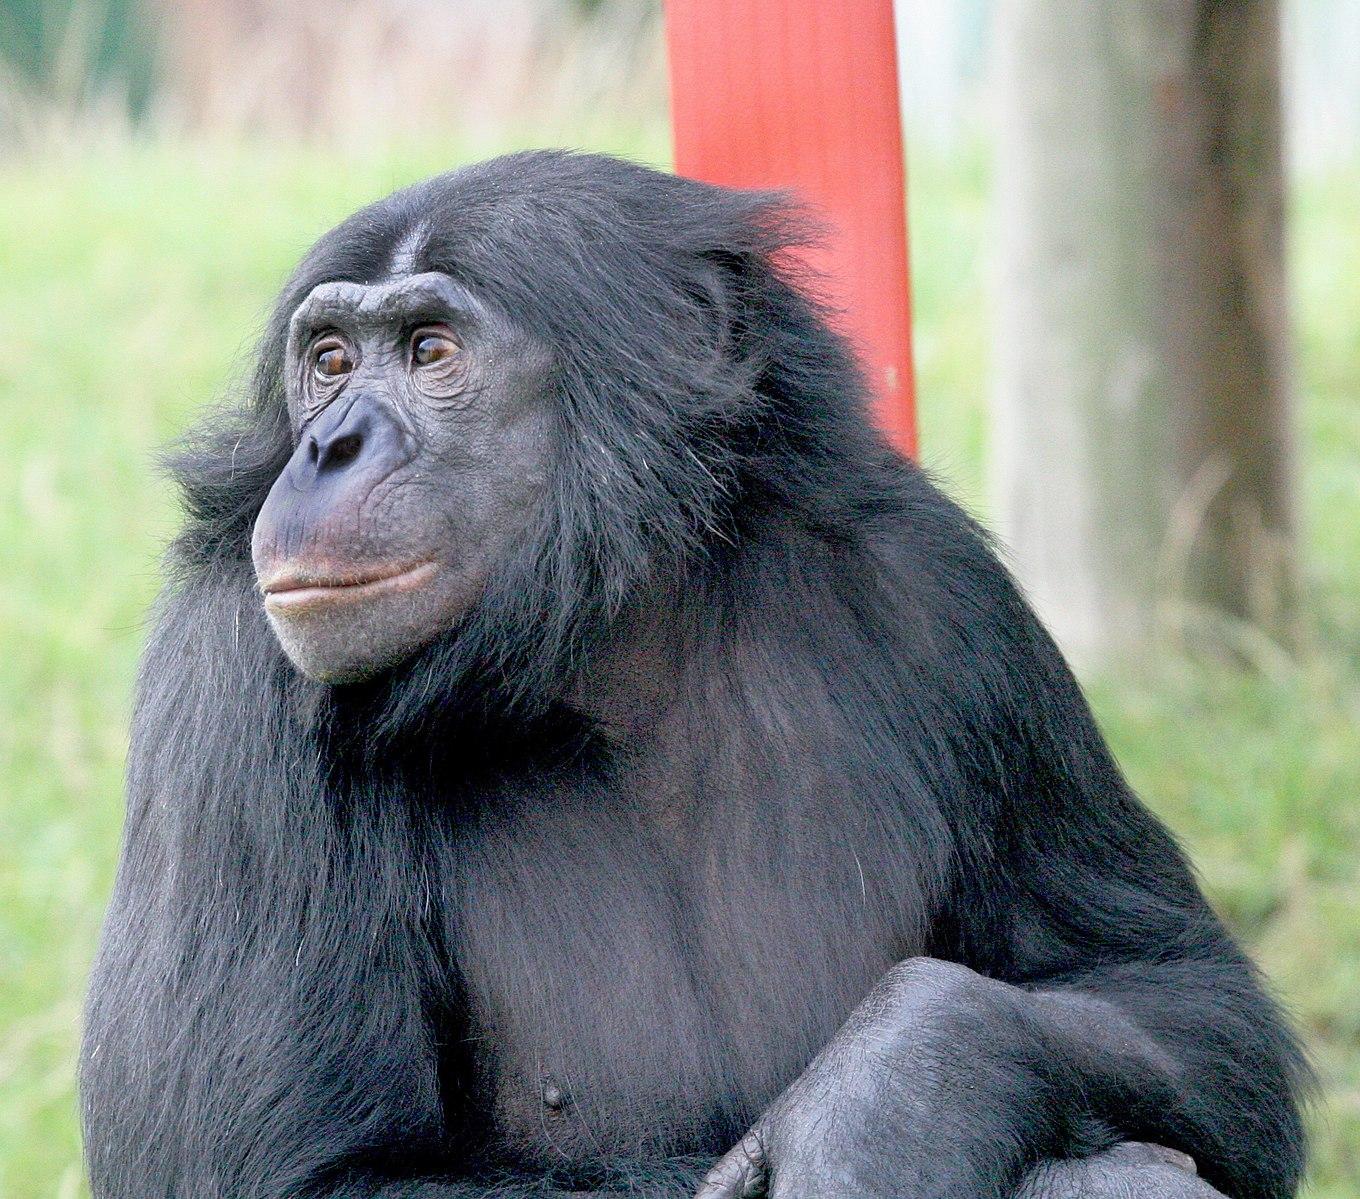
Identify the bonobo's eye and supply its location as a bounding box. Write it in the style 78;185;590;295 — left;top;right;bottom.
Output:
410;326;461;370
311;334;355;381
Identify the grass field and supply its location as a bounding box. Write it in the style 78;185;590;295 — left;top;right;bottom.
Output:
0;136;1356;1197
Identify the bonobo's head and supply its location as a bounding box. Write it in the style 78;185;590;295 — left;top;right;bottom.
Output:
218;151;867;697
251;267;553;683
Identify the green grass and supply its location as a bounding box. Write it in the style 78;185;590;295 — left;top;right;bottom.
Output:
1;136;1356;1197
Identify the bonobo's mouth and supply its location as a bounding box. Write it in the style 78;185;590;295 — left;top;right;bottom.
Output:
260;561;438;614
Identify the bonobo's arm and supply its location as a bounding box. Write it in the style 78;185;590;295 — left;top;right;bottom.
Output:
698;959;1255;1199
702;535;1306;1199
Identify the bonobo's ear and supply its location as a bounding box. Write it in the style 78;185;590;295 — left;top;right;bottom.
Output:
689;250;746;365
687;189;827;384
691;245;809;393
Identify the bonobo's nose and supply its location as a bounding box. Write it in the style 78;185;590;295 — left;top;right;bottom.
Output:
287;397;411;490
253;395;416;573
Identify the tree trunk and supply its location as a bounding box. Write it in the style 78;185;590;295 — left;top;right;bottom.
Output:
990;0;1296;668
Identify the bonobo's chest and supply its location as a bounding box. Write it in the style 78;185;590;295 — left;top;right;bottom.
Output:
449;789;907;1166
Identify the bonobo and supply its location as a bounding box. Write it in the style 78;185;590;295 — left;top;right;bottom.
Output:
81;151;1306;1199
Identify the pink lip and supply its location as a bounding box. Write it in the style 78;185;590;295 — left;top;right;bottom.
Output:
261;561;437;613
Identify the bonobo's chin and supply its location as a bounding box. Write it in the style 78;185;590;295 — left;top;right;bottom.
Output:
256;560;475;685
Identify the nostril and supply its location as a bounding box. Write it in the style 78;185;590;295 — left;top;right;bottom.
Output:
314;426;367;470
326;432;363;469
295;404;383;483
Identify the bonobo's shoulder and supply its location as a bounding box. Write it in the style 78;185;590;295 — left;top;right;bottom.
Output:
766;452;1040;659
814;454;1017;599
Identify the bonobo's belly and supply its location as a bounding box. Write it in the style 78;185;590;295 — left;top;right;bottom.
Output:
450;801;906;1168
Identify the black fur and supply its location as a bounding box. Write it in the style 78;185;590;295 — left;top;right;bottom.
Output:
81;151;1307;1198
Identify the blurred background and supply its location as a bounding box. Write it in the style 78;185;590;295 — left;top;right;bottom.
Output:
0;1;1355;1195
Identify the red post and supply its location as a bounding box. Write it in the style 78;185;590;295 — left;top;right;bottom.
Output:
665;0;916;456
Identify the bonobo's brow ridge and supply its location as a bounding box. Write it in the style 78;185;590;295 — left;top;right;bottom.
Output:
286;273;479;351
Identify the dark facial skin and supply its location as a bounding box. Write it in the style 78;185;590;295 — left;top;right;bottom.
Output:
251;272;554;684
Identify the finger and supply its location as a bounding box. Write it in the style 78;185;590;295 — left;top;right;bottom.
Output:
694;1129;769;1199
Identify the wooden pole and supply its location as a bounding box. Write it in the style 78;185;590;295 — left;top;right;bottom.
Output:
991;0;1297;663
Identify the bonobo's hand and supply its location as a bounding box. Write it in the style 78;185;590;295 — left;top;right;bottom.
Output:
697;958;1023;1199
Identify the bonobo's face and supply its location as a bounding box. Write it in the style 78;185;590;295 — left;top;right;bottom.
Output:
251;271;554;684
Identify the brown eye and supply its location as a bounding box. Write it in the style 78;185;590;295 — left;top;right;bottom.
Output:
312;339;353;379
411;329;459;368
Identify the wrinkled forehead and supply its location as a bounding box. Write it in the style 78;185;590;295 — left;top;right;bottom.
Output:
286;272;481;355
